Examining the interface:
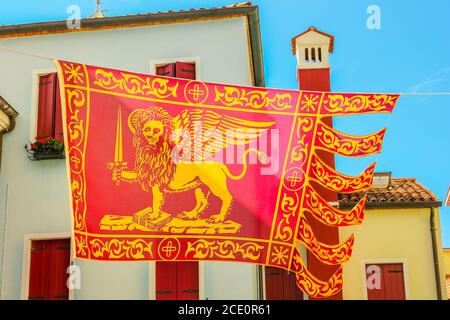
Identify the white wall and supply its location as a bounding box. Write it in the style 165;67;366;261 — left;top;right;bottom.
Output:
0;17;257;299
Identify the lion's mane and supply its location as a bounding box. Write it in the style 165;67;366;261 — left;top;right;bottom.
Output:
132;106;176;191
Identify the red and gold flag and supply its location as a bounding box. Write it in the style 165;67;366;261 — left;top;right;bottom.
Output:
56;60;399;298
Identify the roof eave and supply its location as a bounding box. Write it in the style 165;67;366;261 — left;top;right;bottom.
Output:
0;5;265;87
339;200;442;210
0;6;255;36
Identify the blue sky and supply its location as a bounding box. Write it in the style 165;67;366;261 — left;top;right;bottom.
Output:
1;0;449;246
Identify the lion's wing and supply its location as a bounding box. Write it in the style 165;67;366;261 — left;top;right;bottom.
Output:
172;109;274;161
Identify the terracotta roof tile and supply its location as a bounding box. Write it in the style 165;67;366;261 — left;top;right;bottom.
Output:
338;178;439;207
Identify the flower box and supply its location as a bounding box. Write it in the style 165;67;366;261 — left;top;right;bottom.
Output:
25;136;65;161
26;148;65;161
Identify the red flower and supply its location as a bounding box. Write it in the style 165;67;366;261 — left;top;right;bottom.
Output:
30;143;36;149
38;139;45;144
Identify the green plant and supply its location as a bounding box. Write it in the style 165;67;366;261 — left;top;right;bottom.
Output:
25;136;64;153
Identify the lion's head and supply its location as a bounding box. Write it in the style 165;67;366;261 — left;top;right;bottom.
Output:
128;106;176;191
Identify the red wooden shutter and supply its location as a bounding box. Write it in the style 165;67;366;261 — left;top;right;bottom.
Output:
265;266;303;300
28;239;70;300
156;63;176;77
48;239;71;300
382;264;406;300
155;262;199;300
53;76;64;141
177;262;199;300
28;240;51;300
156;262;177;300
366;263;405;300
265;266;284;300
37;74;57;138
283;270;303;300
175;62;196;80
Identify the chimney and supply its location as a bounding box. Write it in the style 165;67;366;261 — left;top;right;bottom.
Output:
292;26;334;91
293;27;341;300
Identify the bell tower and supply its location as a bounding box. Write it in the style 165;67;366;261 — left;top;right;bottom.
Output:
292;27;342;300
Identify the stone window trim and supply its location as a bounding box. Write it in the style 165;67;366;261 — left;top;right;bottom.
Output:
0;96;18;133
0;96;18;170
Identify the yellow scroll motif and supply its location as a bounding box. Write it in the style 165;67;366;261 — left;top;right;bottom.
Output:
94;70;178;99
66;89;86;145
310;155;375;193
305;187;365;227
89;238;153;259
185;239;264;261
66;88;87;231
214;86;294;111
291;249;343;298
322;94;398;114
315;122;386;157
289;117;315;165
274;192;300;242
297;215;354;265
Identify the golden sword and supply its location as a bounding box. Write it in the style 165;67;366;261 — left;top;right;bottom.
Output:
107;107;127;185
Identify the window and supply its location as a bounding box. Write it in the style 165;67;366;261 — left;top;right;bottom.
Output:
264;266;303;300
365;263;406;300
28;238;71;300
156;261;199;300
155;61;196;79
154;61;199;300
36;73;63;141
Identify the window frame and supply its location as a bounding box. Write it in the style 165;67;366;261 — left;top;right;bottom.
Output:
361;258;410;300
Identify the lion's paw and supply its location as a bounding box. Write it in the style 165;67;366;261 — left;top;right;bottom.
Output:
177;211;199;220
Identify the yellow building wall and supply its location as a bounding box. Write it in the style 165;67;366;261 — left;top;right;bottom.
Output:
444;249;450;299
444;250;450;275
339;207;445;300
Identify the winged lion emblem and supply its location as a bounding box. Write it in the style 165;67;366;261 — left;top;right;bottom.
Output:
106;106;274;231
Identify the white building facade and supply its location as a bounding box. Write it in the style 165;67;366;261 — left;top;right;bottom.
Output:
0;3;266;300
